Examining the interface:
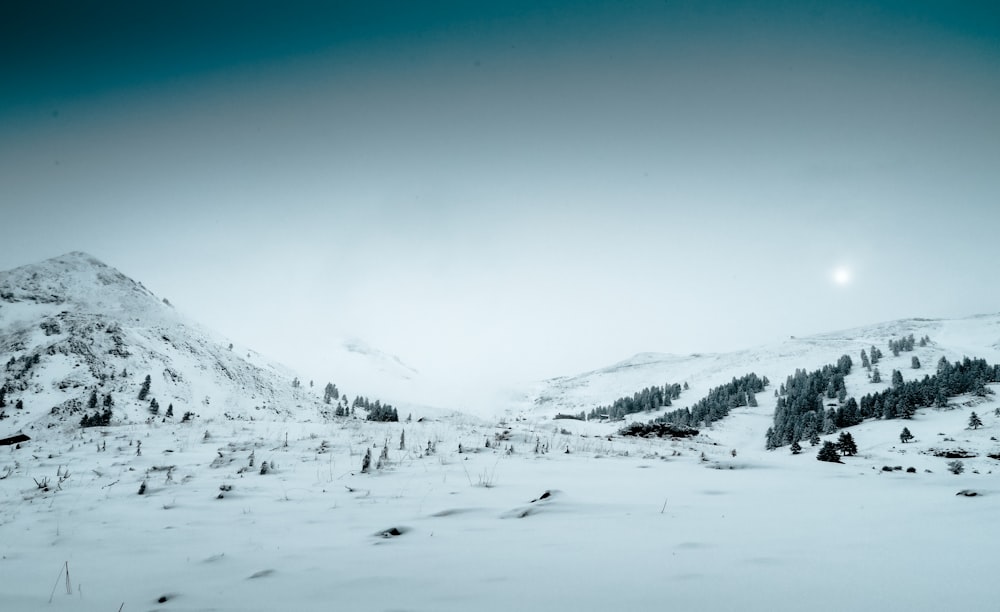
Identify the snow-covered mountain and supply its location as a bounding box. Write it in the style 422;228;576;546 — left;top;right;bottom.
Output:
2;252;1000;612
522;314;1000;419
0;252;330;430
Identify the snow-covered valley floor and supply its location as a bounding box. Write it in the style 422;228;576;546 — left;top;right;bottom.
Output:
3;396;998;612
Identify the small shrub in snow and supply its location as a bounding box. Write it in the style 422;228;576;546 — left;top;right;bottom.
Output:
947;460;964;475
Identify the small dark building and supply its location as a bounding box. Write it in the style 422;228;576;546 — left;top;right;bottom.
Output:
0;433;30;446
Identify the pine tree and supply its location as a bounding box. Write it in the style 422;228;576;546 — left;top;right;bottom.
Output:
969;411;983;430
836;431;858;456
860;349;870;370
361;448;372;473
809;431;821;446
87;390;98;410
138;375;151;400
891;370;904;389
899;427;914;443
871;368;882;384
790;440;802;454
399;430;406;450
817;441;841;463
911;356;921;369
166;404;173;418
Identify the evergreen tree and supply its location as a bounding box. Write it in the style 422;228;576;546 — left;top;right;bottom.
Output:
103;393;114;408
836;431;858;456
969;411;983;430
15;399;23;410
891;369;904;389
0;386;5;408
138;375;151;400
87;389;98;409
166;403;174;418
323;382;339;404
790;440;802;454
809;431;821;446
817;441;841;463
871;368;882;384
911;356;921;369
870;345;881;364
149;398;159;415
899;427;914;443
860;349;870;370
361;448;372;473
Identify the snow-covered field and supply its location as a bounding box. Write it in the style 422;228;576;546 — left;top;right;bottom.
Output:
2;254;1000;611
3;390;998;612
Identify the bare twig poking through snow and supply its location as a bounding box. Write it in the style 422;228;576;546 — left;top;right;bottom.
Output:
47;561;71;603
661;498;668;514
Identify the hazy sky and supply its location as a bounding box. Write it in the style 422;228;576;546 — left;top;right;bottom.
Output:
2;1;999;401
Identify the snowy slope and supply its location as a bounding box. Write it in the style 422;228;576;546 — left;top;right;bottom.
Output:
2;253;1000;612
521;314;1000;422
0;252;330;431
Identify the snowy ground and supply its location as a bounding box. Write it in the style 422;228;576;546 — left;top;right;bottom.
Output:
3;391;998;612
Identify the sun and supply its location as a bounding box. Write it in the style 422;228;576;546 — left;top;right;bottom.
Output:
832;267;851;286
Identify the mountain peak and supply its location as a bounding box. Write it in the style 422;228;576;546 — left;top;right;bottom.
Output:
0;251;158;316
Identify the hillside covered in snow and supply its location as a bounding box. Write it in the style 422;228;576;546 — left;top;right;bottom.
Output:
1;253;999;612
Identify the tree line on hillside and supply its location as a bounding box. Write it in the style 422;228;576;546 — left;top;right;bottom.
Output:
767;354;999;449
766;355;853;450
857;356;998;422
587;382;685;421
353;396;399;422
653;373;769;429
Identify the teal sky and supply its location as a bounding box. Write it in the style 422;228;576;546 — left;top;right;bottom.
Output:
2;1;999;401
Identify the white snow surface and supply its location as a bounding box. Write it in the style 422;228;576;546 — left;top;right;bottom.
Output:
1;253;999;611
